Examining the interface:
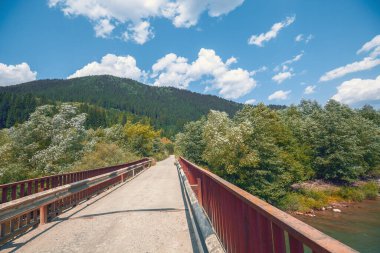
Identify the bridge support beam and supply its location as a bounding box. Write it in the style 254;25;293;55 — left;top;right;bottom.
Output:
39;205;48;225
197;178;202;206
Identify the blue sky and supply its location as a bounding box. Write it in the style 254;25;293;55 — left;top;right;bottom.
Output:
0;0;380;107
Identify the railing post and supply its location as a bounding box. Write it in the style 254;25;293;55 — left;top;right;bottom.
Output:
121;173;126;182
197;178;202;206
133;168;135;177
39;205;48;225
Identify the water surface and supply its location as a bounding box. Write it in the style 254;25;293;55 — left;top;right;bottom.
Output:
298;198;380;253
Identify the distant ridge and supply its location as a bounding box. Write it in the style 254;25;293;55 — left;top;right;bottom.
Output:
0;75;242;136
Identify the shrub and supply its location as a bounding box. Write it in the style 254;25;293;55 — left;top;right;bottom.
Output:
73;142;139;171
278;193;306;212
360;182;379;199
277;193;324;212
301;189;328;202
338;187;365;201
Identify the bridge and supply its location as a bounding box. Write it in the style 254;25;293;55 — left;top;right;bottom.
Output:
0;156;357;253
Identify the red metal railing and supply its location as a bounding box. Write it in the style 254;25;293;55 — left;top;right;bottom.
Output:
178;157;357;253
0;158;149;204
0;158;151;244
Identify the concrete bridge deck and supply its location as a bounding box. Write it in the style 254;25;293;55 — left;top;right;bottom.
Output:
2;156;197;253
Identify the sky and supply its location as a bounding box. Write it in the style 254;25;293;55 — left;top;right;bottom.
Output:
0;0;380;107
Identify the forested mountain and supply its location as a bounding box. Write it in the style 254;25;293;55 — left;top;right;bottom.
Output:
0;75;242;136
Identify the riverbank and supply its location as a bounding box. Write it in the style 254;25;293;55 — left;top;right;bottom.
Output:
279;180;379;213
296;198;380;253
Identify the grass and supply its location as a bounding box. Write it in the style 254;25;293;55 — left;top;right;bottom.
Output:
279;181;379;212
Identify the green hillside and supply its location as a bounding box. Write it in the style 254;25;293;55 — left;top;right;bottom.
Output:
0;75;242;136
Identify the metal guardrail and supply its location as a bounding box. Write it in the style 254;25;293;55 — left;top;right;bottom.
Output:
0;159;151;245
176;161;225;253
0;158;150;204
178;157;358;253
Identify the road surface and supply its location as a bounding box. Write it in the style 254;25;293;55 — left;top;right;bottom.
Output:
2;155;197;253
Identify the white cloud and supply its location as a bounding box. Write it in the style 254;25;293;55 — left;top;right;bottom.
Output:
295;34;303;42
282;52;303;66
249;66;267;76
68;54;146;81
295;34;313;43
151;53;193;89
332;75;380;104
0;62;37;86
272;71;293;84
226;57;237;66
268;90;291;100
214;68;256;99
304;85;316;94
320;35;380;82
370;47;380;58
273;52;303;75
94;19;115;38
152;48;256;99
305;34;314;43
319;57;380;82
357;35;380;58
49;0;244;44
245;99;256;104
122;21;154;44
165;0;244;28
248;16;295;47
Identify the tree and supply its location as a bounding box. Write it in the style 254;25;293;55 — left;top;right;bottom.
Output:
9;104;87;175
175;117;206;164
177;106;311;203
0;129;29;183
358;105;380;126
73;142;139;171
297;100;380;183
123;121;161;156
230;104;309;202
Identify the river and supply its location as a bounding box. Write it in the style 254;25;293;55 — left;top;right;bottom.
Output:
297;198;380;253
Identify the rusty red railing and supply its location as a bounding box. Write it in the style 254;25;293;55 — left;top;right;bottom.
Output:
0;158;151;245
178;157;357;253
0;158;149;204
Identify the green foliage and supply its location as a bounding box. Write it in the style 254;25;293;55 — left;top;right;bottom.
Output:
279;182;379;211
0;93;39;128
9;104;87;175
292;100;380;183
339;187;365;201
358;105;380;126
161;137;174;155
278;193;327;212
359;182;379;199
177;105;312;203
175;117;207;164
73;142;139;171
0;75;242;136
0;103;170;184
176;100;380;207
123;121;161;156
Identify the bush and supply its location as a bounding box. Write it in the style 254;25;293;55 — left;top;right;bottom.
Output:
73;143;139;171
301;189;328;202
278;192;328;212
360;182;379;199
279;183;379;212
278;193;307;212
153;152;169;162
338;187;365;201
